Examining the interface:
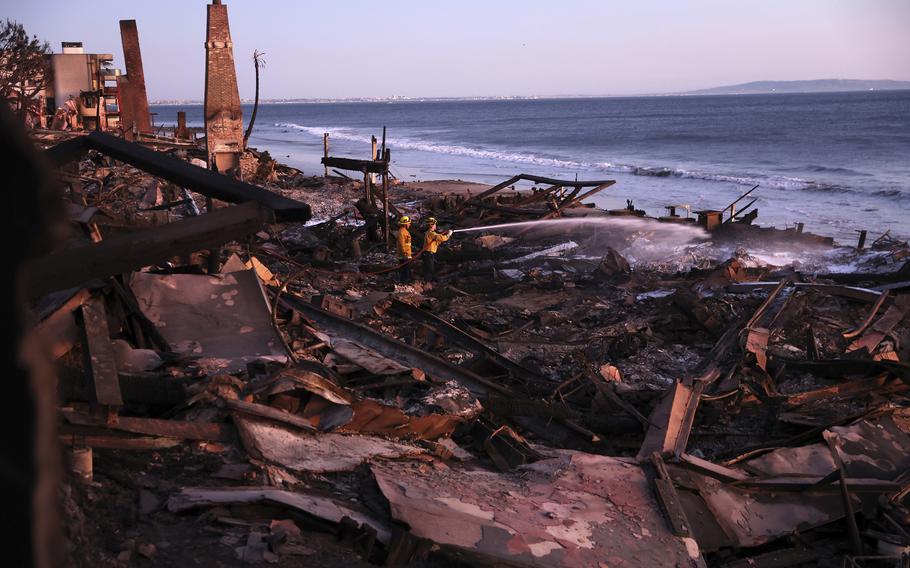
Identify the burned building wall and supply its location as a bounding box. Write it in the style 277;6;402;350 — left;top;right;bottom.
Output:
204;0;244;173
117;20;152;136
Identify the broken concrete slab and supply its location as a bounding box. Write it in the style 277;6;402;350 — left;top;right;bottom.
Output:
232;414;423;473
372;451;704;567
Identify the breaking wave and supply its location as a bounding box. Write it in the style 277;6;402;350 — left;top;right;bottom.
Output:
274;122;904;197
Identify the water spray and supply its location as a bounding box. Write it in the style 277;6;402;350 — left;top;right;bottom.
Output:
450;217;711;240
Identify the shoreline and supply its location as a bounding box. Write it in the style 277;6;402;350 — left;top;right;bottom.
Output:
148;91;910;243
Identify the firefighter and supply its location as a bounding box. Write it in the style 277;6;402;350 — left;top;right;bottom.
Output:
396;216;413;283
422;217;453;281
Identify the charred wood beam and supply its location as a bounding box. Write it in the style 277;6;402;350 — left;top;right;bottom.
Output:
540;182;616;220
823;431;864;554
466;200;544;216
843;290;890;339
278;292;509;397
79;296;123;408
727;282;881;304
462;174;616;212
44;132;311;221
388;300;544;383
61;410;232;442
736;476;897;492
277;292;591;447
321;156;388;175
57;372;191;406
817;261;910;285
746;279;789;329
223;398;317;432
23;202;269;300
513;184;562;207
637;325;740;461
461;175;523;205
650;453;692;537
513;173;614;188
58;427;183;450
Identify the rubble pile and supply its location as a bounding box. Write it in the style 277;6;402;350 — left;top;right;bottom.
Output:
28;131;910;567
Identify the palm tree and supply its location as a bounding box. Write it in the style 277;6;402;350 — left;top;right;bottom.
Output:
243;50;266;147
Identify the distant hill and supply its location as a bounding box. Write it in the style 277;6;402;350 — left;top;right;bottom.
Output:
683;79;910;95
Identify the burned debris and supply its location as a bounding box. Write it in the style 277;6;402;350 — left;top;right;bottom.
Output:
6;3;910;568
30;118;910;566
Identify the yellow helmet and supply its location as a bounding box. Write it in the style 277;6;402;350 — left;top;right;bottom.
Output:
399;216;411;225
427;217;438;225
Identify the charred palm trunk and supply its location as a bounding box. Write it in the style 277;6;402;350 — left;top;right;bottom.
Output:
242;55;261;147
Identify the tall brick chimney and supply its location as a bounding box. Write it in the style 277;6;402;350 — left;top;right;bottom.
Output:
204;0;244;173
117;20;152;136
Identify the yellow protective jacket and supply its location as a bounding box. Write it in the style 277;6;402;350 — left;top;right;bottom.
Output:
397;226;412;259
424;229;450;254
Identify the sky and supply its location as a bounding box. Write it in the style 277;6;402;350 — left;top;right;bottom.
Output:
5;0;910;100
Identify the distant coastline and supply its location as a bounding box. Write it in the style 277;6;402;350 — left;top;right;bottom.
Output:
680;79;910;95
149;79;910;106
150;79;910;106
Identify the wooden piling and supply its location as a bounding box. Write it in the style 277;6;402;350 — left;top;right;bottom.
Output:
323;133;329;178
383;148;391;248
371;135;378;186
857;230;867;251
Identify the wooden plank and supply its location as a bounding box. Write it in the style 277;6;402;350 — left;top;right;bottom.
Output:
734;477;898;492
672;381;709;457
847;303;907;354
62;410;231;441
540;181;616;219
389;300;544;383
514;173;615;188
678;453;751;482
59;429;182;450
223;398;317;431
650;453;691;537
783;374;900;408
23;201;268;300
726;282;882;303
843;290;890;338
465;200;544;217
637;381;695;461
513;184;562;207
654;480;691;537
462;175;522;204
823;431;863;554
80;296;123;407
321;156;388;174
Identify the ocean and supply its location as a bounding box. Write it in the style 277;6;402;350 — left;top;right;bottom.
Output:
153;90;910;242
